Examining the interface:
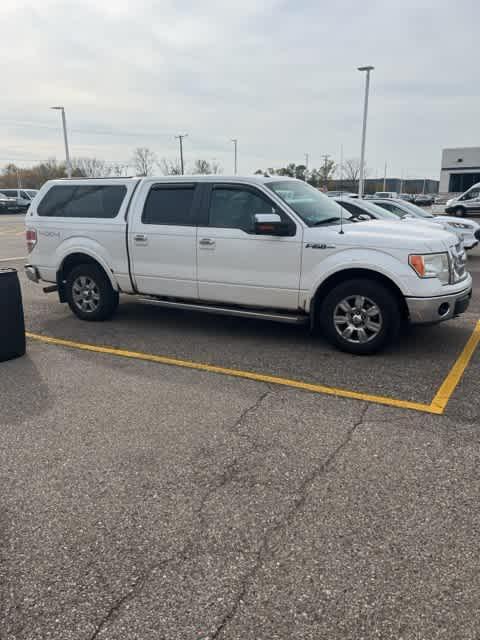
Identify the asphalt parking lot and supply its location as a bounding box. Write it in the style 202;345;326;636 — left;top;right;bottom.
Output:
1;213;480;639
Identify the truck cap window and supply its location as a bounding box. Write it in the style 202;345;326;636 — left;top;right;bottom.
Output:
38;185;127;218
267;181;350;227
142;185;196;225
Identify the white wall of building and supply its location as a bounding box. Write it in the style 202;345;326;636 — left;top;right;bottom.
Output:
440;147;480;192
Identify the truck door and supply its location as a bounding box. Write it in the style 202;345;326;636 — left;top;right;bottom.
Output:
129;182;202;299
196;183;303;310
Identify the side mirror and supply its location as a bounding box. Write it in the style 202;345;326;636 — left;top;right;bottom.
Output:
356;213;371;221
254;213;293;236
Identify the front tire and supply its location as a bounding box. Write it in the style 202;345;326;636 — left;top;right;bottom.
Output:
319;279;401;355
66;264;119;321
453;206;466;217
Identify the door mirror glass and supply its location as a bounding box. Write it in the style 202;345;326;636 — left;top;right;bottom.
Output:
254;213;291;236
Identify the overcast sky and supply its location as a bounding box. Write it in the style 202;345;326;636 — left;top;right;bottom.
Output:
1;0;478;179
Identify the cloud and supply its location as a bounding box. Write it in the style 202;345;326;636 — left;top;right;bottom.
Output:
0;0;478;177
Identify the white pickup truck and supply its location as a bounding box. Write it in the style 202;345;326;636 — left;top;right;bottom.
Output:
25;176;472;354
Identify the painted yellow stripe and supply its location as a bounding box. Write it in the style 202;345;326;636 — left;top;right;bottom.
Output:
26;331;437;414
430;319;480;412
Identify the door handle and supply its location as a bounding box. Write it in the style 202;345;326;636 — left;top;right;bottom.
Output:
134;233;148;243
199;238;215;247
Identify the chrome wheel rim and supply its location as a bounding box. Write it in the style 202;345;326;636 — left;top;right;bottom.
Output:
72;276;100;313
333;295;383;344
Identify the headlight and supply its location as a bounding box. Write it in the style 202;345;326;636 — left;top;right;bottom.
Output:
409;252;450;284
448;222;472;230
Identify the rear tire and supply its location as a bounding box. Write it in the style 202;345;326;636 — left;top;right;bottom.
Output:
319;278;401;355
66;264;119;321
454;206;466;217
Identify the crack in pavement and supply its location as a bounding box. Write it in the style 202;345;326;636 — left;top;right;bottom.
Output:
205;403;371;640
194;390;271;529
87;390;271;639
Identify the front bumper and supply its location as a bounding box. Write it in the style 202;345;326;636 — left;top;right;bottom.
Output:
406;285;472;324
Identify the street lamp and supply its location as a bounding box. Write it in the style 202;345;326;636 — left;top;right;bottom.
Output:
51;106;72;178
357;66;374;198
231;139;238;175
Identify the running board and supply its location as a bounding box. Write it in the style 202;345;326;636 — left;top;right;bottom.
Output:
138;297;308;325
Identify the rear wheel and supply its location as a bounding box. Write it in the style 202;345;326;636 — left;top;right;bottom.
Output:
319;279;401;355
66;264;119;321
453;206;466;217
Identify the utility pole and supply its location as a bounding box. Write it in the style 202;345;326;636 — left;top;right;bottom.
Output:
51;106;72;178
422;177;426;194
321;153;331;189
339;144;344;192
175;134;188;175
16;167;22;188
231;139;238;175
383;161;387;191
304;153;309;181
357;65;374;198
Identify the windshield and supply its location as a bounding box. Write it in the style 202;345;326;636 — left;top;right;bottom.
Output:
391;200;434;218
267;180;349;226
351;199;399;220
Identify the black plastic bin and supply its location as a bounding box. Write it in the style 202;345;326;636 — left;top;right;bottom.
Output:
0;268;26;362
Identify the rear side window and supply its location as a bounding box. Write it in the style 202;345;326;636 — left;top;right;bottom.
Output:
142;185;196;225
38;185;127;218
0;190;16;197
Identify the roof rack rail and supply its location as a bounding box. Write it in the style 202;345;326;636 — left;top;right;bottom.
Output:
57;176;137;180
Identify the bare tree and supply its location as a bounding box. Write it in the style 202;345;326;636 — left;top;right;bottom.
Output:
210;159;223;175
71;157;108;178
342;158;363;183
109;163;128;177
132;147;157;176
158;158;182;176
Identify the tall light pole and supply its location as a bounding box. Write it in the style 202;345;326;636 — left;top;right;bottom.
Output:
357;66;374;198
175;134;188;175
383;161;387;191
231;139;238;175
304;153;309;181
51;106;72;178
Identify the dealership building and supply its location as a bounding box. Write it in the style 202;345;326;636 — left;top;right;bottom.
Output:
440;147;480;193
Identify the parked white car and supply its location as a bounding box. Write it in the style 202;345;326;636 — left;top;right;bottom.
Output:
0;188;38;212
373;191;398;199
371;198;480;250
445;182;480;217
25;177;471;355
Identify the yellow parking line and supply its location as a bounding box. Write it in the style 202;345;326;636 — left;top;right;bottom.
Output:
25;332;438;414
25;320;480;415
430;319;480;413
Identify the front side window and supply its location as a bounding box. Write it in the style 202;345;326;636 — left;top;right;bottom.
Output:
208;187;288;233
38;185;127;218
142;185;196;225
267;180;348;227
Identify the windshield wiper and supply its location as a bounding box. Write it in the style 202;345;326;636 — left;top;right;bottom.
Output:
311;217;341;226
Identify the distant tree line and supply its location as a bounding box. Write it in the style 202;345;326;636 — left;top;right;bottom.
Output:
254;158;364;190
0;147;224;188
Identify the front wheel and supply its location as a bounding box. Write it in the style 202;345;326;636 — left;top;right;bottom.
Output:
453;206;466;217
319;279;401;355
66;264;119;321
